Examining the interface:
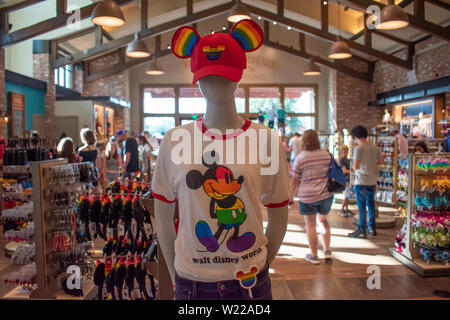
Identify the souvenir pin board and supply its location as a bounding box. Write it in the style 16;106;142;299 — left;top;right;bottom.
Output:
30;160;96;299
375;137;399;207
390;153;450;277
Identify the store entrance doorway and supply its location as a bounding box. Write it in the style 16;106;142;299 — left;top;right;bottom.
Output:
55;116;79;146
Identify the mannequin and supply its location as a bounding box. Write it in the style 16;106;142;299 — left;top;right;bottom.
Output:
152;19;289;300
382;109;391;125
154;76;289;283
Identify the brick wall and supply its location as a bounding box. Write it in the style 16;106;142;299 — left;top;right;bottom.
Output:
374;36;450;93
82;52;129;101
0;49;5;137
333;69;383;131
33;53;55;139
78;52;130;132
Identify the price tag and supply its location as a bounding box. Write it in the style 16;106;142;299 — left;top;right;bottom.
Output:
122;288;129;300
131;288;141;300
89;222;96;237
106;227;114;239
118;223;125;237
144;222;153;236
131;219;137;238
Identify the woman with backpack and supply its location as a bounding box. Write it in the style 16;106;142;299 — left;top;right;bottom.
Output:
289;130;334;265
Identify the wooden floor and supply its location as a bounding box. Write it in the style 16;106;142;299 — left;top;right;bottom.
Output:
268;201;450;300
1;201;449;300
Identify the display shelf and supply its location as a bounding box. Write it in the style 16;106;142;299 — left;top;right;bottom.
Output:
376;137;398;209
389;248;450;277
29;160;95;299
390;153;450;277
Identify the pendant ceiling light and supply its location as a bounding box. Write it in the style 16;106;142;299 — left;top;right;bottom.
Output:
146;56;165;75
91;0;125;27
126;33;150;58
328;1;352;60
303;58;321;76
376;0;409;30
227;0;251;23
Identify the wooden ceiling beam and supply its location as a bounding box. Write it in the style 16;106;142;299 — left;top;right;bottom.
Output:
0;0;135;48
425;0;450;11
52;2;234;69
85;49;172;82
346;0;450;40
246;3;411;69
2;0;46;12
264;39;372;82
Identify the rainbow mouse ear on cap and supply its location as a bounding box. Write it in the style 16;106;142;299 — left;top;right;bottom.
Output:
230;19;264;52
171;26;200;59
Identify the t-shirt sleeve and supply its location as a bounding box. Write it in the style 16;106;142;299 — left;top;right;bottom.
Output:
151;134;177;203
260;137;291;208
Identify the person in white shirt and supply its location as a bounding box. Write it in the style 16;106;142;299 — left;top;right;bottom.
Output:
288;133;303;164
143;131;160;151
266;109;276;129
391;130;409;159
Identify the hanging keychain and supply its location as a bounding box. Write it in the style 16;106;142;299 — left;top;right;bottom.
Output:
234;266;259;299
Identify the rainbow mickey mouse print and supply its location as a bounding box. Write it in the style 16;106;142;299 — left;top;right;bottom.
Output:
171;19;264;84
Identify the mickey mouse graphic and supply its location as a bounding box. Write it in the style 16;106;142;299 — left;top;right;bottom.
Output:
186;151;255;253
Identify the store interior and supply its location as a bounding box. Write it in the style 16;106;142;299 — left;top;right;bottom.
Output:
0;0;449;300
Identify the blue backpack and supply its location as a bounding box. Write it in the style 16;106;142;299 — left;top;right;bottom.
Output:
327;152;347;193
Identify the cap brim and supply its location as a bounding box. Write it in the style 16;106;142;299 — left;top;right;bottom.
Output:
192;65;243;85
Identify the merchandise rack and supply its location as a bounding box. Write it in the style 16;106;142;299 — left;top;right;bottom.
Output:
376;136;398;207
27;159;95;299
389;153;450;277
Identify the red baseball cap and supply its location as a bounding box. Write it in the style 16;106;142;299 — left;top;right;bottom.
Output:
171;19;264;84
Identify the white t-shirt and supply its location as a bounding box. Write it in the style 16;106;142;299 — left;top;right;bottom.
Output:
288;136;303;162
266;110;276;121
151;118;290;282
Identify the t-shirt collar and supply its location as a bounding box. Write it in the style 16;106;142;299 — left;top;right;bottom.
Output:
195;117;252;140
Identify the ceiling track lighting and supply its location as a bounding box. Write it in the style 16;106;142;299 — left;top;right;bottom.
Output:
376;0;409;30
91;0;125;27
126;33;150;58
228;0;252;23
328;1;352;60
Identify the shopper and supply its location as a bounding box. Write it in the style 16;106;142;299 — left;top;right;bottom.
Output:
143;130;160;151
348;125;384;239
391;129;409;159
290;130;333;265
277;107;286;134
257;111;265;124
96;141;107;190
138;134;152;183
105;135;122;182
339;145;352;217
414;141;429;153
281;135;290;163
267;108;276;129
288;132;303;165
121;132;139;179
56;137;80;163
78;128;98;163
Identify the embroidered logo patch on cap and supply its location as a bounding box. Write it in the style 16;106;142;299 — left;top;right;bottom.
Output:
171;19;264;84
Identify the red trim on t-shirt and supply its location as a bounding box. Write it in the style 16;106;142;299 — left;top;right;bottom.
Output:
196;118;252;140
264;199;290;208
152;191;177;203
